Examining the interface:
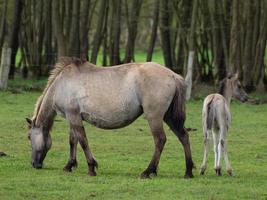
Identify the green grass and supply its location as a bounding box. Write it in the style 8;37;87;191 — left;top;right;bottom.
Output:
0;87;267;200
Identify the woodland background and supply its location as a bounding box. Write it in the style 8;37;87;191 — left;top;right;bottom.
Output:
0;0;267;92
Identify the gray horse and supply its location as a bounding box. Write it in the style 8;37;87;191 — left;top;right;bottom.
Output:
26;57;194;178
200;73;248;176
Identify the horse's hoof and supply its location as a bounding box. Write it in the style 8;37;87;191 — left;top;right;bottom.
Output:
184;173;194;179
140;173;151;179
199;169;205;175
63;160;77;172
199;166;206;175
227;169;233;176
88;171;97;176
0;152;7;157
215;168;222;176
63;166;72;172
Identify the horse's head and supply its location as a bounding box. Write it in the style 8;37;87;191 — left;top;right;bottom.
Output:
229;73;248;103
26;118;52;169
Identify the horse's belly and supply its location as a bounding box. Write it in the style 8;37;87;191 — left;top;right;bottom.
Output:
79;97;142;129
81;108;142;129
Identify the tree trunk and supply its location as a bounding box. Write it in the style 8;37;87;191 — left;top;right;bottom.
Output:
80;0;91;59
44;0;53;73
52;0;67;58
208;0;226;81
102;3;109;66
242;0;254;92
124;0;142;63
0;44;11;90
229;0;241;73
68;0;80;57
8;0;23;79
185;0;198;100
0;0;8;51
109;0;121;65
146;0;159;62
253;0;267;86
90;0;107;64
159;0;173;68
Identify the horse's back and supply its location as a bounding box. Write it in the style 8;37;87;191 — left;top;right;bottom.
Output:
53;62;181;129
203;94;230;130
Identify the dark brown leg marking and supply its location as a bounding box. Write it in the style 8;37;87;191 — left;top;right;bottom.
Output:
165;118;194;179
178;129;194;178
73;125;98;176
141;121;166;179
64;128;78;172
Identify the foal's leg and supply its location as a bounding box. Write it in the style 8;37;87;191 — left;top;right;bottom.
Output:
200;129;210;175
212;130;221;176
64;127;78;172
219;128;233;176
140;118;166;179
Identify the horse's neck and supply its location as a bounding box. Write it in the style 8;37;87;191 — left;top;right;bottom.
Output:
222;86;232;106
35;92;56;130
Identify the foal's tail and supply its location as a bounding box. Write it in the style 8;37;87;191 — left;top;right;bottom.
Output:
203;97;215;130
164;76;186;132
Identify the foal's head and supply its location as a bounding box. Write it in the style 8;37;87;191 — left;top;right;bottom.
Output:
219;73;248;102
26;118;52;169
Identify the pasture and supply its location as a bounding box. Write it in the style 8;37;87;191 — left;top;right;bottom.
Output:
0;82;266;200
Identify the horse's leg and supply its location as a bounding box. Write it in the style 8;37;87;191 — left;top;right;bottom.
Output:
219;128;233;176
222;138;233;176
212;130;221;176
64;126;78;172
140;118;166;179
74;124;98;176
200;129;210;175
164;116;194;178
175;128;194;178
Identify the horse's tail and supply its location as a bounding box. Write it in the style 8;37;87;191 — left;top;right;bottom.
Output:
206;104;214;130
164;76;186;132
204;97;215;130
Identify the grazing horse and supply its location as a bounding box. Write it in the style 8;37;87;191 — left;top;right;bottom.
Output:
200;73;248;176
26;57;194;178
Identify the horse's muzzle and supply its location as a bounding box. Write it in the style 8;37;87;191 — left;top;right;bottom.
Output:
242;96;249;102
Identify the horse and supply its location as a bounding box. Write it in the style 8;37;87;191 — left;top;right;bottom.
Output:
200;73;248;176
26;57;194;179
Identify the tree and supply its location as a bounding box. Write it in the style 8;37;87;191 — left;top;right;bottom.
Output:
185;0;198;100
146;0;159;62
109;0;122;65
0;0;8;52
90;0;108;64
124;0;142;63
8;0;23;79
159;0;173;68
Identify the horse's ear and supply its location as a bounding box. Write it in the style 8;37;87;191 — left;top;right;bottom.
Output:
26;118;32;125
227;72;233;79
234;73;239;79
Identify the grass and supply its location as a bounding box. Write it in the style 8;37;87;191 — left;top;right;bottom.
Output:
0;82;267;199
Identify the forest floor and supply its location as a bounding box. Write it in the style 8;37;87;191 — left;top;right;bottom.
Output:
0;78;267;200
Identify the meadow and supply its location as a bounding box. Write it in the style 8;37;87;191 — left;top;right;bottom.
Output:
0;79;267;199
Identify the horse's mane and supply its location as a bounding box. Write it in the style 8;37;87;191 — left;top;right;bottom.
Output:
32;57;86;123
218;74;233;95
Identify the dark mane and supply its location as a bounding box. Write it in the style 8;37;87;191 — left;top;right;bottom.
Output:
218;79;226;95
218;74;234;96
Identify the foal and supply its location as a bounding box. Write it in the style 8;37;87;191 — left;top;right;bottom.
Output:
200;74;248;176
